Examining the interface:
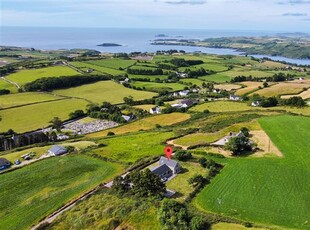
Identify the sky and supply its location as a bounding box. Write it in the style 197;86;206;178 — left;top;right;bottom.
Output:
1;0;310;32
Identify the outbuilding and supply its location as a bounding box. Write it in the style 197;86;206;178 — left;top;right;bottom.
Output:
48;145;68;156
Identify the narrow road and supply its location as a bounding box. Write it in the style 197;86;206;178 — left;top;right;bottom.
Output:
62;61;85;74
166;139;188;150
1;76;20;89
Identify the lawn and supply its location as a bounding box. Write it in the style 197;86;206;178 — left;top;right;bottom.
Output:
195;115;310;229
165;161;209;202
54;81;157;104
0;98;88;133
250;82;309;97
6;66;80;85
88;112;190;138
0;92;64;109
130;81;185;92
0;154;123;230
92;131;175;163
0;78;18;93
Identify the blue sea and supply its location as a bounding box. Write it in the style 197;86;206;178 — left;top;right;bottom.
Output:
1;27;309;65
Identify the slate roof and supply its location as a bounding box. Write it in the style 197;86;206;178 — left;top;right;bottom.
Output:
159;156;179;168
48;145;67;155
151;164;172;176
0;158;11;167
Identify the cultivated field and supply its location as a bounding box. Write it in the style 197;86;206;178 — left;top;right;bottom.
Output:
281;88;310;100
249;82;309;97
69;61;125;75
199;73;231;83
0;155;122;230
195;115;310;229
0;92;64;109
54;81;157;104
235;81;265;96
6;66;80;85
190;101;261;113
0;79;18;93
0;99;88;133
88;112;190;138
86;58;136;69
214;84;241;91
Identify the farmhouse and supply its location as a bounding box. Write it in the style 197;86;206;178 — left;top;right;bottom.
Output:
212;131;245;146
251;101;261;107
0;158;11;170
48;145;68;156
150;106;162;114
151;156;181;179
179;90;190;96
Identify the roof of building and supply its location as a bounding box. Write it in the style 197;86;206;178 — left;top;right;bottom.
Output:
180;99;194;106
151;164;172;176
0;158;11;167
159;156;179;168
48;145;67;155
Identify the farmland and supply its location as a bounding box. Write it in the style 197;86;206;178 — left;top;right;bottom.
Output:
0;155;123;230
0;79;18;93
92;131;175;163
0;92;64;109
6;66;80;85
54;81;157;104
0;98;88;133
88;112;190;138
195;115;310;229
130;81;185;92
189;101;262;113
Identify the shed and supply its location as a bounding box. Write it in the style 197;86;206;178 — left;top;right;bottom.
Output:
48;145;68;156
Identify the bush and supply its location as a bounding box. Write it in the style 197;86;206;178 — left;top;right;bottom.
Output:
107;132;115;136
175;150;192;161
190;216;210;230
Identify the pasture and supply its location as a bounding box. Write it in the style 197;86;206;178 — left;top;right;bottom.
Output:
199;73;231;83
128;74;168;81
88;112;190;138
93;131;175;163
189;101;261;113
0;99;88;133
6;66;80;85
281;88;310;99
180;78;205;86
86;58;136;69
0;79;18;93
0;92;64;109
0;154;122;230
214;84;241;91
130;81;185;92
195;115;310;229
53;81;157;104
235;82;265;96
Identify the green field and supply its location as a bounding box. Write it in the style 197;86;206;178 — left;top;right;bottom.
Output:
54;81;157;104
6;66;80;85
0;92;64;109
180;78;205;86
86;58;136;69
0;98;88;133
199;73;231;83
195;115;310;229
0;154;122;230
128;74;168;81
131;81;185;92
190;101;261;113
0;79;18;93
92;131;175;163
69;61;125;75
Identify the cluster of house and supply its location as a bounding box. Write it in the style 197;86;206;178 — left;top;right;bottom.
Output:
151;156;181;181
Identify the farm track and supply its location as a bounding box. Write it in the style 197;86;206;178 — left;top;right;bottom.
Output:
1;76;20;89
63;62;85;74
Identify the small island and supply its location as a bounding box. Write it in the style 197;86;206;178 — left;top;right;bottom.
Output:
97;43;122;47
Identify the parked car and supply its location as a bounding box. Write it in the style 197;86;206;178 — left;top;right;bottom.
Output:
15;159;21;165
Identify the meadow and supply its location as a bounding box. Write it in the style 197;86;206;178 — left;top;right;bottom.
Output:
87;112;190;138
0;92;64;109
86;58;136;69
214;84;241;91
251;82;310;97
195;115;310;229
128;74;168;81
0;79;18;93
130;81;185;92
180;78;205;86
69;61;125;75
54;81;157;104
281;88;310;100
6;66;80;85
199;73;231;83
235;82;265;96
92;131;175;163
189;101;262;113
0;98;88;133
0;154;122;230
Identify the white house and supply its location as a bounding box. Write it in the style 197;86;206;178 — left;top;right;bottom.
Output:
179;90;190;96
251;101;261;107
229;94;242;101
150;106;161;114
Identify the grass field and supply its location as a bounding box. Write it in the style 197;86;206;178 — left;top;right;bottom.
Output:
235;82;265;96
51;190;160;230
195;115;310;229
199;73;231;83
54;81;157;104
92;131;175;163
180;78;205;86
88;112;190;138
223;69;274;78
0;92;64;109
86;58;136;69
130;81;185;92
128;74;168;81
0;154;122;230
6;66;80;85
69;61;125;75
250;82;309;97
190;101;261;113
212;223;266;230
0;79;18;93
281;88;310;100
0;98;88;133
